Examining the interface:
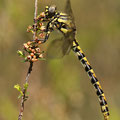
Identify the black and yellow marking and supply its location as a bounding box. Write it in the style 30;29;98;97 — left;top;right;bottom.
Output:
72;39;109;120
39;9;75;42
36;2;110;119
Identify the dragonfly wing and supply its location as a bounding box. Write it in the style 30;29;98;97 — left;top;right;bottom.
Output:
46;36;73;59
65;0;75;25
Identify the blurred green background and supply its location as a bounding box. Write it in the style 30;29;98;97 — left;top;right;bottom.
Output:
0;0;120;120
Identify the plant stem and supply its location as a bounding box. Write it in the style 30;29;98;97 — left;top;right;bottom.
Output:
18;0;38;120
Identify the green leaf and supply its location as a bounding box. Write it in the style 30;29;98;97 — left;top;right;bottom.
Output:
17;50;25;57
24;83;28;90
14;84;21;92
14;84;23;96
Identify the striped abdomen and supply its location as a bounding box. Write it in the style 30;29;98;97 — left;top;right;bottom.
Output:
72;39;109;120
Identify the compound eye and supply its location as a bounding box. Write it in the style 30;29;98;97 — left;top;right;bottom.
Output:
49;5;56;13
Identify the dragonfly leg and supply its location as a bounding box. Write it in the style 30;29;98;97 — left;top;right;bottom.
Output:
40;30;51;43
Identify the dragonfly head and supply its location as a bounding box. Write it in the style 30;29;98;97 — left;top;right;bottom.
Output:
45;5;57;18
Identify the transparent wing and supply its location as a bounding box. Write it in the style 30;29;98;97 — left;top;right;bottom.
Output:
46;35;73;59
65;0;75;27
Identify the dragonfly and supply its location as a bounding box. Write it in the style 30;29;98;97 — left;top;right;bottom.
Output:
36;0;110;119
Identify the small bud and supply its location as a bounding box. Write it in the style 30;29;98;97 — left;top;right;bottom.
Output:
30;53;34;57
40;26;46;31
39;33;45;38
23;43;29;49
40;18;43;21
38;41;42;44
33;55;36;59
35;36;38;41
27;41;32;45
35;48;40;53
27;25;33;32
39;22;43;27
28;25;33;29
39;54;43;58
29;48;32;51
32;58;38;62
40;12;45;17
31;49;35;53
27;55;32;60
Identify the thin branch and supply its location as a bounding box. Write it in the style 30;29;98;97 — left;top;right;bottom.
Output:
33;0;38;40
25;61;33;83
18;0;38;120
18;88;26;120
